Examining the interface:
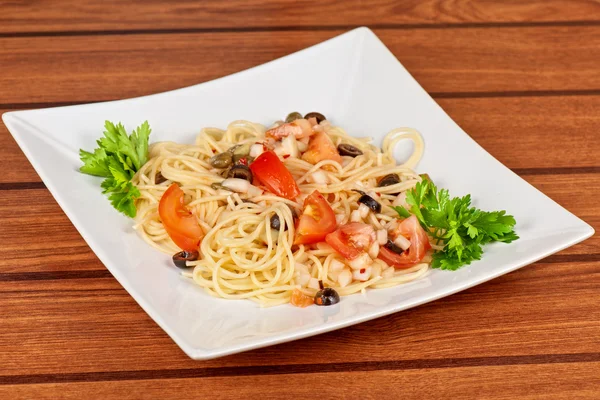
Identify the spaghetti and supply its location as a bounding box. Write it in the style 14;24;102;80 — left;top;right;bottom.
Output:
132;118;430;307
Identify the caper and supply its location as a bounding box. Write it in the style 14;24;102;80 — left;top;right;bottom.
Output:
285;112;303;123
209;152;233;169
337;143;363;157
304;112;326;123
384;240;404;255
358;194;382;213
172;251;199;269
314;281;340;306
154;171;167;184
378;173;400;188
227;164;253;182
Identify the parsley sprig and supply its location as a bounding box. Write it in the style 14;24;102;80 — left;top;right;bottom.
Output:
392;180;518;270
79;121;151;217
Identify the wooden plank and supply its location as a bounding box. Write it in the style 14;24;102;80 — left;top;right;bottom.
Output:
0;362;599;400
1;27;599;106
1;0;599;34
2;95;600;183
0;260;598;376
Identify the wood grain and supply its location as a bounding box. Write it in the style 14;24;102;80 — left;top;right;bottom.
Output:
1;1;599;397
1;363;599;400
0;261;598;376
2;0;600;34
1;27;599;106
2;95;600;183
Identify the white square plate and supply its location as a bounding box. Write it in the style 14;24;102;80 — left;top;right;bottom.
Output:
3;27;593;360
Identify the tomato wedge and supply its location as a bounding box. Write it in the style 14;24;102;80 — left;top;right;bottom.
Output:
377;215;430;268
294;190;337;245
301;131;342;165
326;223;376;260
158;183;204;251
249;151;300;200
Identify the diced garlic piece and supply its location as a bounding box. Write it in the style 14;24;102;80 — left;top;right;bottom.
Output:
370;264;382;278
376;229;388;245
337;268;352;287
358;203;370;219
394;235;412;250
348;252;372;270
298;273;311;286
308;277;320;290
392;192;408;207
329;259;345;272
246;184;263;197
295;263;309;274
368;241;379;259
309;170;328;184
282;135;299;158
297;141;308;152
221;178;251;193
350;210;362;222
382;267;395;279
353;267;372;282
249;143;264;158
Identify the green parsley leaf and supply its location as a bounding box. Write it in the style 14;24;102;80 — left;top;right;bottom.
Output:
393;179;518;270
79;121;151;217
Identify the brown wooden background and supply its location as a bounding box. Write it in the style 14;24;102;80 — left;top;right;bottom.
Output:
1;1;599;399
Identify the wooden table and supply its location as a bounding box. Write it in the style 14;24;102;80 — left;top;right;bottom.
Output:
1;1;599;398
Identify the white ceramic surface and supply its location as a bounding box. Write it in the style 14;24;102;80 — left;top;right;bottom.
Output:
3;27;593;360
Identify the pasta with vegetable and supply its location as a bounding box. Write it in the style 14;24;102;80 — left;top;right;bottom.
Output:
79;112;518;307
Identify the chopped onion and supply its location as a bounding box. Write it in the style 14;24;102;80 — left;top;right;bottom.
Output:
246;184;263;197
376;229;388;245
308;277;320;290
309;170;328;184
329;259;345;272
341;156;353;167
358;203;370;219
249;143;264;158
335;213;346;225
386;220;399;232
298;273;311;286
394;235;412;250
337;268;353;287
392;192;408;207
368;241;379;259
350;209;362;222
297;141;308;152
382;267;395;279
282;135;299;158
353;267;372;282
370;264;382;278
295;263;309;274
348;252;372;270
221;178;251;193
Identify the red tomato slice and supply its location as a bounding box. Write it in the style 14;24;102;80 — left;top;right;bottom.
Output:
249;151;301;200
301;131;342;165
377;215;430;268
158;183;204;251
326;223;376;260
293;190;337;245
